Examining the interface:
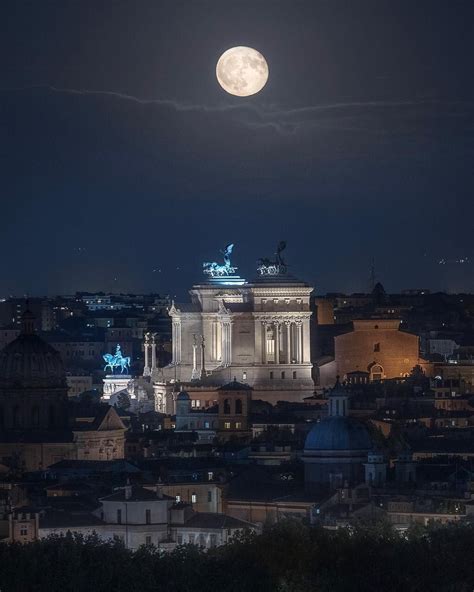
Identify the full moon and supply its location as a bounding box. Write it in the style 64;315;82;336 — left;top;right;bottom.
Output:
216;46;269;97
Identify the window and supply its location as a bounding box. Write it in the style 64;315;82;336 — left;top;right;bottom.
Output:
145;509;151;524
177;534;183;545
204;421;210;429
374;343;380;352
208;490;212;502
242;371;247;380
20;526;28;536
235;422;242;429
117;509;122;524
224;422;231;429
145;535;152;545
223;399;231;414
269;371;274;380
292;371;297;379
208;471;213;481
235;399;242;414
281;371;286;379
191;493;197;503
210;534;217;547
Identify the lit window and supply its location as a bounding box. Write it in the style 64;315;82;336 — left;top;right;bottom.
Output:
191;493;197;503
242;371;247;380
208;471;213;480
235;422;242;429
224;422;231;429
176;495;181;502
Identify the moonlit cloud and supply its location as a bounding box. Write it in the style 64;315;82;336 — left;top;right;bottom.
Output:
2;84;473;136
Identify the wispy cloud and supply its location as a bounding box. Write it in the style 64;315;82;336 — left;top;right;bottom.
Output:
2;84;473;135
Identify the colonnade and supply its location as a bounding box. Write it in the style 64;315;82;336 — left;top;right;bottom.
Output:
261;320;304;364
143;332;159;375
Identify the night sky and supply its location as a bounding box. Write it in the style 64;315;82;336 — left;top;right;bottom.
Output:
1;1;473;298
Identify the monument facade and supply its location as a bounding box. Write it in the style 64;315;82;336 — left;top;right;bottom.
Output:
151;244;314;407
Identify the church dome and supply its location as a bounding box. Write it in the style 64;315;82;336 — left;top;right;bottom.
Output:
0;311;66;389
304;416;372;452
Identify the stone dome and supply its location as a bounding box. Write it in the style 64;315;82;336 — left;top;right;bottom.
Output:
0;312;66;390
304;416;373;452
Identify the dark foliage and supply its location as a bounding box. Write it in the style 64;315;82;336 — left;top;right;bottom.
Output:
0;522;473;592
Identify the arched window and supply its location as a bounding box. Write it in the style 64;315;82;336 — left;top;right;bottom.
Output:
223;399;231;414
370;364;384;382
235;399;242;415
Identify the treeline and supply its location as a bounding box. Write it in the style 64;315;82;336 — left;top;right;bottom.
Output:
0;521;473;591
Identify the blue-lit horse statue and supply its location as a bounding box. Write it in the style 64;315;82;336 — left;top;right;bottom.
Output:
103;344;131;374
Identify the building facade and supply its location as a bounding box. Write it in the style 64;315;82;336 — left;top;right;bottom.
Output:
152;245;314;406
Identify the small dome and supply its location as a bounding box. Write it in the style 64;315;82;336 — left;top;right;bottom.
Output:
176;391;190;401
305;416;372;452
0;324;66;390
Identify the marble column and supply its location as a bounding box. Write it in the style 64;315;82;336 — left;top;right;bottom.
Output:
144;334;150;374
192;335;198;379
262;322;267;364
172;321;181;364
222;322;232;367
296;322;302;363
274;321;280;364
151;334;157;370
285;321;292;364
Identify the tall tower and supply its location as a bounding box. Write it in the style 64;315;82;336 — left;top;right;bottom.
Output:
217;379;252;441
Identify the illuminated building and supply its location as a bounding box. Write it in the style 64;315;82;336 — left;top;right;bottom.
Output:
317;319;429;387
151;244;314;408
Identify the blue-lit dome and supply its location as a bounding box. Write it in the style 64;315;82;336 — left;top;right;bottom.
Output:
304;416;372;451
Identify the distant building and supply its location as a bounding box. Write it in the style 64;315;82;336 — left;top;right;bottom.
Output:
0;310;126;471
317;319;429;386
303;382;373;490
